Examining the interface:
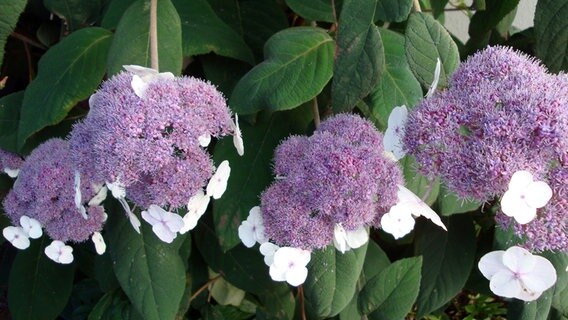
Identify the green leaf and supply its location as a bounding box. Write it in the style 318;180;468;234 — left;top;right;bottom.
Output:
230;27;334;115
105;205;186;320
172;0;254;64
0;0;26;69
8;236;75;320
17;27;112;150
285;0;341;23
202;56;251;98
0;91;23;153
437;187;480;216
89;289;143;320
256;284;296;320
508;289;554;320
101;0;137;30
374;0;413;22
332;0;385;112
544;252;568;316
468;0;519;40
366;28;422;129
43;0;101;31
304;244;368;318
402;155;439;206
107;0;182;75
361;241;391;282
212;106;312;251
358;257;422;319
405;12;460;89
414;214;476;318
534;0;568;73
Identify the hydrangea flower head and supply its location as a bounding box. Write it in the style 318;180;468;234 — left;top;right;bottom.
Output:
0;149;23;178
2;139;106;243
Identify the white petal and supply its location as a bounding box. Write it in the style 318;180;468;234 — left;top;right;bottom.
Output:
198;134;211;147
396;186;445;230
3;226;30;250
502;246;536;274
45;240;74;264
106;180;126;199
58;245;74;264
508;170;534;192
88;185;108;207
490;269;522;299
520;255;557;293
206;160;231;199
74;171;88;219
20;216;42;239
123;65;158;76
238;222;256;248
233;114;244;156
380;206;415;239
260;242;279;266
152;223;177;243
426;58;441;98
142;205;183;242
131;75;150;98
286;265;308;286
512;205;537;225
180;190;210;234
514;286;542;301
500;189;523;218
478;250;506;280
333;224;348;253
4;168;19;178
88;93;96;108
118;198;140;233
383;106;408;161
383;151;398;162
92;232;106;255
269;264;288;282
345;226;368;249
181;212;200;234
525;181;553;209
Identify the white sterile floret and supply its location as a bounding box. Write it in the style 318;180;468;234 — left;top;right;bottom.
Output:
106;180;126;199
141;205;185;243
123;65;174;99
426;58;442;98
180;189;210;234
3;226;30;250
233;114;244;156
20;215;42;239
383;105;408;161
260;242;280;266
45;240;74;264
74;171;88;219
238;206;268;248
206;160;231;199
4;168;19;178
269;247;311;287
91;231;106;255
88;184;108;207
501;170;553;224
381;185;446;239
198;134;211;147
478;246;557;301
333;224;368;254
107;179;140;233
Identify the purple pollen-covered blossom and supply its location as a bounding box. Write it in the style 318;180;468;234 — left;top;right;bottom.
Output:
2;139;106;243
261;114;403;250
69;70;234;209
404;46;568;202
0;149;23;173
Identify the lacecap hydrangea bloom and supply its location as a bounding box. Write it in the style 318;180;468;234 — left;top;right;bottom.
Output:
404;46;568;202
3;139;107;245
260;114;403;251
0;149;23;178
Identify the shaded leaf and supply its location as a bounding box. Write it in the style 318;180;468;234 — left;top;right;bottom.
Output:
374;0;413;22
0;0;26;69
0;91;23;153
402;155;439;206
88;288;143;320
437;187;481;216
468;0;519;40
101;0;137;30
534;0;568;72
508;289;553;320
285;0;341;23
44;0;101;31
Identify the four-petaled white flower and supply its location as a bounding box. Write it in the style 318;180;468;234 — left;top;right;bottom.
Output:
3;168;19;178
206;160;231;199
45;240;74;264
260;242;280;266
269;247;311;287
426;58;442;98
91;231;106;255
333;224;368;254
20;216;42;239
233;114;244;156
141;205;185;243
3;226;30;250
381;185;446;239
88;184;108;207
238;206;268;248
383;105;408;161
74;171;88;219
123;65;175;99
198;134;211;147
501;170;552;224
180;190;210;234
106;180;126;199
478;246;557;301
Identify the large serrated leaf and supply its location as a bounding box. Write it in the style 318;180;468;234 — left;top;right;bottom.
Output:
212;106;312;251
230;27;334;115
534;0;568;73
106;205;186;320
172;0;254;64
8;236;75;320
468;0;519;40
405;12;459;89
358;257;422;319
17;27;112;150
304;244;368;318
366;28;422;129
332;0;384;113
0;0;26;69
414;214;476;318
0;91;23;153
107;0;182;75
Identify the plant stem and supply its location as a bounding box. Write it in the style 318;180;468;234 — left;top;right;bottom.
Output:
312;98;321;128
150;0;159;70
413;0;422;12
189;274;221;303
299;285;307;320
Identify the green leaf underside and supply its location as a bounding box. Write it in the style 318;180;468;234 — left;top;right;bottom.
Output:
534;0;568;73
0;0;27;69
17;27;112;150
230;26;334;115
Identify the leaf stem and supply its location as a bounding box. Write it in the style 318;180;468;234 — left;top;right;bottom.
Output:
188;274;222;303
150;0;159;70
413;0;422;12
298;285;307;320
312;97;321;128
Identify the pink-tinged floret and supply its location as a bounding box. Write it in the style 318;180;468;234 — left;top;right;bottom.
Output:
2;139;105;242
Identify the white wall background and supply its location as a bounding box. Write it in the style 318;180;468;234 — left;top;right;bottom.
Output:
444;0;537;43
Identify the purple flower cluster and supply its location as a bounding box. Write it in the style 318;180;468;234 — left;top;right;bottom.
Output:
404;46;568;202
261;114;403;250
3;139;106;243
69;71;234;209
0;149;23;172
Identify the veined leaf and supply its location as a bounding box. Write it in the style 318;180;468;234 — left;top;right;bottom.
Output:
0;0;26;69
534;0;568;72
